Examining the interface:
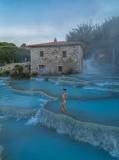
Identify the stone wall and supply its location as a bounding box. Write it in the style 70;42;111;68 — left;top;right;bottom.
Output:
30;45;83;74
0;62;30;73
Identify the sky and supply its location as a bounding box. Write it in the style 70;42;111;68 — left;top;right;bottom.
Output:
0;0;119;46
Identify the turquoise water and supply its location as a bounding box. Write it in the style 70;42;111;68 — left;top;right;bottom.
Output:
9;78;115;99
0;79;48;108
0;75;119;160
6;76;119;126
49;98;119;126
0;119;117;160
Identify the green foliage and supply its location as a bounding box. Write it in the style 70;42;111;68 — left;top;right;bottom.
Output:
0;42;18;64
0;42;30;64
0;69;10;76
0;42;16;47
10;65;30;79
20;43;26;47
13;65;24;74
31;72;38;77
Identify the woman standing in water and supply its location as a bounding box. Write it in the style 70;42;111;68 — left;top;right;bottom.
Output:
61;89;68;113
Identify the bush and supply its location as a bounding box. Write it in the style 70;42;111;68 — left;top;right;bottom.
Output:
0;70;10;76
5;70;10;75
14;65;23;73
31;72;38;77
10;65;31;79
10;72;31;79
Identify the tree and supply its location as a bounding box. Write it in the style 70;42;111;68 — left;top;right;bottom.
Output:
20;43;26;47
66;24;94;57
0;42;18;64
0;42;30;64
66;16;119;70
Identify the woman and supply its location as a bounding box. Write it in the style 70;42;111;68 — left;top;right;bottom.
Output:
61;89;68;113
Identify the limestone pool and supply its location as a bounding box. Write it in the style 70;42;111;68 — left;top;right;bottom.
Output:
0;75;119;160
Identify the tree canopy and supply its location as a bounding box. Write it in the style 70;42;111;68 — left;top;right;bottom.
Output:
0;42;18;64
66;16;119;67
0;42;30;64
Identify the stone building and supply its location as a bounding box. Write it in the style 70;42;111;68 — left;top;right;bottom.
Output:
27;39;83;75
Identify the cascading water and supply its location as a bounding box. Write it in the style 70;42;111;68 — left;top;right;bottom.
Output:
83;56;100;74
0;72;119;160
83;52;118;75
26;109;42;125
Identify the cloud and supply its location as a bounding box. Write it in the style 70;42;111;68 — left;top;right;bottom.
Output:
0;25;66;45
0;25;56;37
0;0;119;45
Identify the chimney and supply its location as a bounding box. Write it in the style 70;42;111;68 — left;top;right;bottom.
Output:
54;38;57;43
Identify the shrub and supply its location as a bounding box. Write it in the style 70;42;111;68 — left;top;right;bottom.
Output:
0;70;10;76
31;72;38;77
10;65;31;79
10;72;31;79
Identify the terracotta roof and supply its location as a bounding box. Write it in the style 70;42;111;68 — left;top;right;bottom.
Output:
27;41;82;48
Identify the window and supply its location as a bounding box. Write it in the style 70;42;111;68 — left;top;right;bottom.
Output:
39;65;45;70
62;51;67;57
40;51;44;57
58;66;63;72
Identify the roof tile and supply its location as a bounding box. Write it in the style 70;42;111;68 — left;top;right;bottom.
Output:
27;41;82;48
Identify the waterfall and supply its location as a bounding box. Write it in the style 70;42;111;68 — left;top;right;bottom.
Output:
33;108;119;159
83;51;118;75
25;108;42;125
83;56;99;74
